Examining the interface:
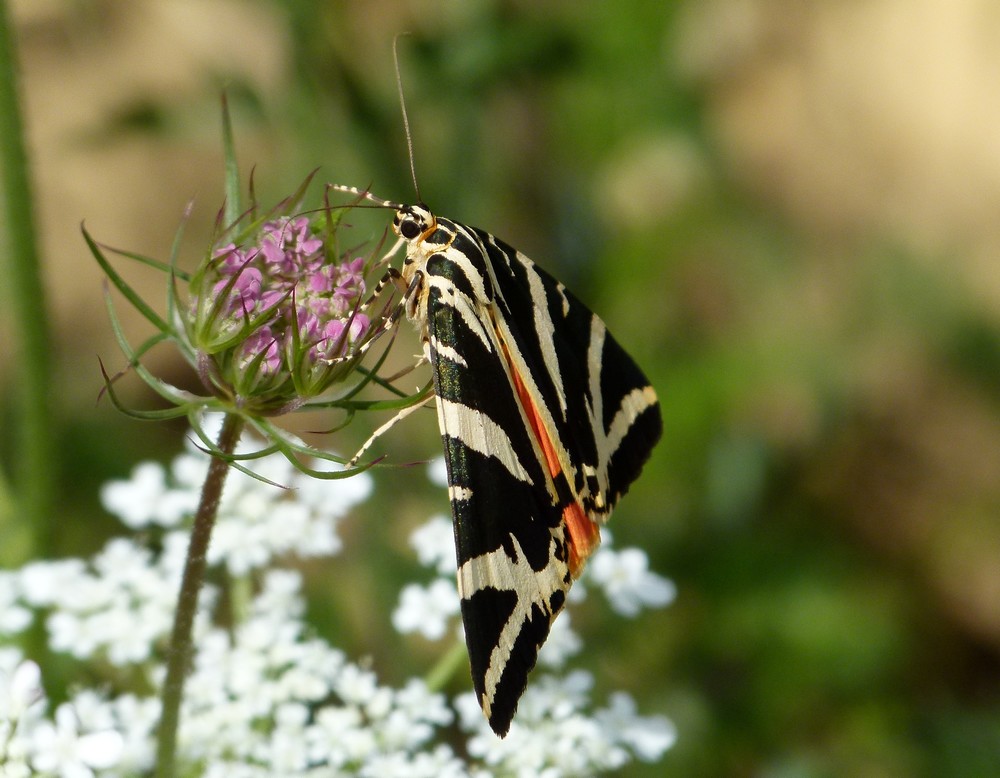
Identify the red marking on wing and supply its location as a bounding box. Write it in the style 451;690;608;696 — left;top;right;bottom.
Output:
561;501;600;579
502;340;600;578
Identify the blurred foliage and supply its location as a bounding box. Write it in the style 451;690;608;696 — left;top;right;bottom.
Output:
2;0;1000;775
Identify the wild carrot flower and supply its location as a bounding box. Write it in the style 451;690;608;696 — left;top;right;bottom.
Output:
0;441;675;776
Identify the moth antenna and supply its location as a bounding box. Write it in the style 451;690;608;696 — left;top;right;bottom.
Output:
393;33;421;203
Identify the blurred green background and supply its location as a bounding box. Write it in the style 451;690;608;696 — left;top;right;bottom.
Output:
3;1;1000;775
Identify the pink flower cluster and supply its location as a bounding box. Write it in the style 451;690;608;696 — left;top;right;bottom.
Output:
206;216;370;383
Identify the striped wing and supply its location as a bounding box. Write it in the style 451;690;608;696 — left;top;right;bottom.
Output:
421;219;661;735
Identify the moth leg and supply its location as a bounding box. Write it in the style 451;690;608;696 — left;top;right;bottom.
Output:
365;264;424;330
364;263;408;307
378;352;429;384
321;266;418;367
347;387;434;466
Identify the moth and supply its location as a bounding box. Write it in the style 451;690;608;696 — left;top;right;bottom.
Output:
333;38;658;737
339;183;662;736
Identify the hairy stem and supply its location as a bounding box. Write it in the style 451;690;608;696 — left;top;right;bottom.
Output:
155;413;244;777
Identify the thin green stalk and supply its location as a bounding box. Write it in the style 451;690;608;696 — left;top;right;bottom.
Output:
0;0;55;551
155;412;244;777
424;639;468;694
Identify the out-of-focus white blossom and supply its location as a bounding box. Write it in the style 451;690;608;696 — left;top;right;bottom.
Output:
537;611;583;668
409;513;457;575
588;545;677;617
100;461;198;528
0;432;674;776
426;457;449;488
393;579;461;640
27;703;124;777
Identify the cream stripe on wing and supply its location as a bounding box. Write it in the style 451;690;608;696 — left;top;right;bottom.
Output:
430;336;469;367
437;397;533;483
606;385;658;457
584;316;611;501
520;252;568;420
425;275;494;352
457;533;567;718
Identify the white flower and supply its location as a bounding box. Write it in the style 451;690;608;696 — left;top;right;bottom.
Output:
169;449;210;492
29;537;184;666
458;669;674;776
201;445;370;575
537;611;582;668
392;579;461;640
393;680;453;729
359;744;469;778
27;703;123;777
0;575;30;636
105;694;158;773
209;497;307;575
0;653;44;766
594;692;677;762
18;558;87;608
258;703;310;772
313;704;377;764
520;670;594;722
100;460;197;528
426;457;449;488
91;538;155;590
100;426;372;578
409;515;457;575
4;662;42;721
3;420;675;776
587;546;676;617
333;663;379;707
0;753;31;777
294;456;374;515
99;461;166;527
65;691;116;735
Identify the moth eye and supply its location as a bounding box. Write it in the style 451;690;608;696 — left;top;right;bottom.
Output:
399;219;422;240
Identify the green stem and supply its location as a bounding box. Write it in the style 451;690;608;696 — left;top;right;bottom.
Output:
155;412;244;777
0;0;56;553
424;638;468;694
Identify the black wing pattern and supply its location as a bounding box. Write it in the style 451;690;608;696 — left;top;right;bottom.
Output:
413;216;661;735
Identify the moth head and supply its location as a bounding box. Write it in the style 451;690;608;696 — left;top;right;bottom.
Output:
393;204;436;242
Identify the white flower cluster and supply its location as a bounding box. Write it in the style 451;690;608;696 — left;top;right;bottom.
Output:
0;431;675;776
100;428;370;575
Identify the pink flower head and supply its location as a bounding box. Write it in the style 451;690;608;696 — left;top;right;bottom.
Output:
349;312;370;343
213;243;260;274
194;208;377;402
310;313;371;362
336;257;366;291
259;217;323;277
295;307;323;344
235;326;282;377
212;265;264;314
308;263;338;295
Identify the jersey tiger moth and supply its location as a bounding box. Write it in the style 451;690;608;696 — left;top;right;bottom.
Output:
339;187;662;736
